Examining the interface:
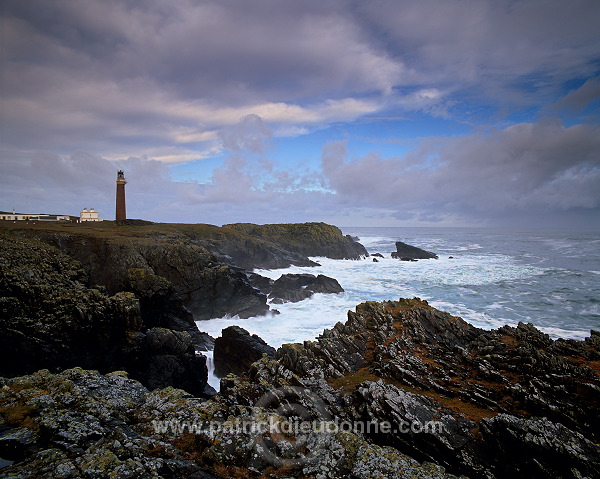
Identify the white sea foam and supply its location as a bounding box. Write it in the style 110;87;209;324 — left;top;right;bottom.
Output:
198;229;598;368
200;350;221;390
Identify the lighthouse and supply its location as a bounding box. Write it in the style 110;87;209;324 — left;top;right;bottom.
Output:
115;170;127;221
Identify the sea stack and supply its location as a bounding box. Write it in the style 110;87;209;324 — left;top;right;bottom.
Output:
115;170;127;221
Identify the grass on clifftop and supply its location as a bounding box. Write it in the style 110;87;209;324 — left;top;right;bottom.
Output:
0;221;347;244
0;220;222;239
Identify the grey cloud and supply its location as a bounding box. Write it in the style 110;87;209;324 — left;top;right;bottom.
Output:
555;78;600;112
219;115;272;153
353;0;600;106
1;1;600;227
4;0;598;157
322;120;600;225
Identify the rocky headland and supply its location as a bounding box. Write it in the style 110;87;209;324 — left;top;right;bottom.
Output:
0;234;211;398
0;221;365;320
1;221;599;478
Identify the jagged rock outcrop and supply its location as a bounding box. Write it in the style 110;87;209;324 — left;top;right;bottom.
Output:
0;368;461;478
391;241;438;260
0;235;211;397
4;291;595;478
213;326;275;377
273;298;600;478
0;368;219;478
268;273;344;303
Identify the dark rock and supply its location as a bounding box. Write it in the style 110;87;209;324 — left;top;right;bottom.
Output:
270;273;314;302
213;326;275;377
273;298;600;478
245;272;274;295
222;222;368;268
4;229;270;320
0;235;210;397
1;221;365;318
371;253;384;258
0;427;38;463
308;274;345;294
193;332;215;351
373;257;379;262
269;273;344;303
391;241;438;260
478;414;600;478
0;369;217;478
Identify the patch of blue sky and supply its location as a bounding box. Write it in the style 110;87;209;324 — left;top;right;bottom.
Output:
272;112;471;167
169;154;224;183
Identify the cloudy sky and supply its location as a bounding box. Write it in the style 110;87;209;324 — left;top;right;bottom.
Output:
1;0;599;227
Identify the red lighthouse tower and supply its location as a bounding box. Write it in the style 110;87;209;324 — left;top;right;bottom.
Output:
115;170;127;221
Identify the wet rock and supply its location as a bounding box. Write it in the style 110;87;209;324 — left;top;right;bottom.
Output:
391;241;438;259
269;273;344;303
213;326;276;377
245;272;274;295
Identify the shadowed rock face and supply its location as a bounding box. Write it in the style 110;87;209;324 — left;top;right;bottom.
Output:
223;222;368;268
13;231;269;320
0;221;369;319
213;326;275;377
0;235;210;397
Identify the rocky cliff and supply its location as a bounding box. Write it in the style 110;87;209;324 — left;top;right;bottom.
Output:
0;221;367;318
0;234;211;397
1;226;269;320
222;222;368;268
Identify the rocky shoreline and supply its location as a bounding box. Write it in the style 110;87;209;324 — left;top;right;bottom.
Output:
1;222;599;478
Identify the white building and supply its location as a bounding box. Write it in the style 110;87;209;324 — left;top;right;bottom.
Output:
0;211;71;222
79;208;103;222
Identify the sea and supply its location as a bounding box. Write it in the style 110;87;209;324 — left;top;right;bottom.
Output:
198;227;600;389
